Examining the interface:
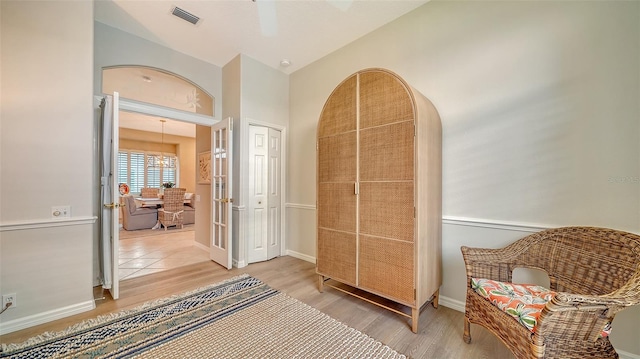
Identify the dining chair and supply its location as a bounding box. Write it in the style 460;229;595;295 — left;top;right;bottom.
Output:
158;187;186;231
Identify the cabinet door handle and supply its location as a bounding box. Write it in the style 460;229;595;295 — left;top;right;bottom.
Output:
354;182;359;195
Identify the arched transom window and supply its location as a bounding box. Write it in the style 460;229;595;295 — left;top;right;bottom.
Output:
102;66;213;116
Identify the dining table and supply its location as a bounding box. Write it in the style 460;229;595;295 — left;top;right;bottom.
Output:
135;197;192;207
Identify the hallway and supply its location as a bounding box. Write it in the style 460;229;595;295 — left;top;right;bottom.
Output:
118;225;210;280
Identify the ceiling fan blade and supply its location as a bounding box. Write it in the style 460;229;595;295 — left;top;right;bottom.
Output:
256;0;278;37
327;0;353;12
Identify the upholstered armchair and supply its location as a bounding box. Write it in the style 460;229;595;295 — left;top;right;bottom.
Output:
461;226;640;359
121;195;158;231
158;187;186;230
183;192;195;225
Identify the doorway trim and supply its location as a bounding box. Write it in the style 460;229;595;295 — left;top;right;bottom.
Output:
94;96;217;127
93;94;216;294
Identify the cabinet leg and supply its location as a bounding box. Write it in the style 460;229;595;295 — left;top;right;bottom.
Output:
411;307;419;333
432;289;439;308
318;275;324;293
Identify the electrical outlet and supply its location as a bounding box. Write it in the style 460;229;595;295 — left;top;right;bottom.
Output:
51;205;71;219
2;293;17;309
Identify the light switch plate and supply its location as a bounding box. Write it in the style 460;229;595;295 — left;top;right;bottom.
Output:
52;205;71;218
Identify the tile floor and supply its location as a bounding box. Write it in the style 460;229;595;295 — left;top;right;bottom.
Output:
118;227;210;281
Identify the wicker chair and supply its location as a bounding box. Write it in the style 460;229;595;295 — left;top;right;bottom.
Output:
158;187;186;231
461;226;640;359
140;187;159;198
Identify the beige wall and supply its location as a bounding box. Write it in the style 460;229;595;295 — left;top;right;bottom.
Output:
194;125;212;249
0;0;95;334
288;1;639;355
119;128;196;193
1;2;222;334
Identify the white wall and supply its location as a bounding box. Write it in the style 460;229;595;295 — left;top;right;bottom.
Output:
228;54;289;267
0;1;96;333
224;55;243;264
240;55;290;128
288;1;639;355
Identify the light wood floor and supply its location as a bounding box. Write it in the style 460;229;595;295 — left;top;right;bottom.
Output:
0;256;514;358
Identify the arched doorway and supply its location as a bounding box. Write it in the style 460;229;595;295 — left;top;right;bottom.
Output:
101;66;215;284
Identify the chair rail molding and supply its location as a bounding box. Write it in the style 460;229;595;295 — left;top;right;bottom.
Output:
443;216;554;233
0;216;97;232
442;216;640;236
285;202;316;210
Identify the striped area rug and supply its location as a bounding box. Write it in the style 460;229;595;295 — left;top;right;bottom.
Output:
1;275;405;358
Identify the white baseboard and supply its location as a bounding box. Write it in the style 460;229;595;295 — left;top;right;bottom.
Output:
438;295;465;313
286;250;315;264
233;259;247;268
0;300;95;335
193;240;209;252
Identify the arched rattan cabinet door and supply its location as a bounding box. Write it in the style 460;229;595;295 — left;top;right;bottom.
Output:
316;75;358;286
358;70;416;303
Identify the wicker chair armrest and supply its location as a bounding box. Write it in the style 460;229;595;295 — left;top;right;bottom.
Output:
461;246;516;283
535;292;632;341
551;291;639;308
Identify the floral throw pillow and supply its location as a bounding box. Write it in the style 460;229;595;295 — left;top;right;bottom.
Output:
471;278;611;337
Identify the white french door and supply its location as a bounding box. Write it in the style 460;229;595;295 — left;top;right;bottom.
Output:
210;117;233;269
100;92;120;299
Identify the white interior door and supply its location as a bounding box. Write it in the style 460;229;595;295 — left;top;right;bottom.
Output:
248;125;268;262
210;117;233;269
100;92;120;300
267;128;281;260
248;126;281;263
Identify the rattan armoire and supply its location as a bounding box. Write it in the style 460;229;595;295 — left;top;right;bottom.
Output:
316;68;442;333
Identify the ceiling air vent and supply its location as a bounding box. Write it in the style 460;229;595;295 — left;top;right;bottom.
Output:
171;6;200;25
